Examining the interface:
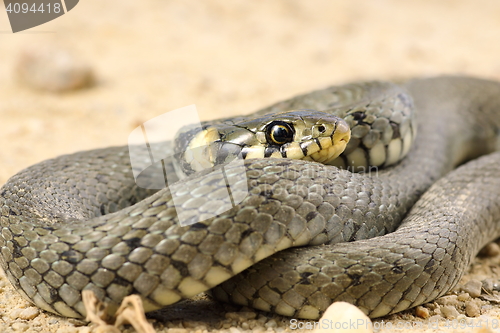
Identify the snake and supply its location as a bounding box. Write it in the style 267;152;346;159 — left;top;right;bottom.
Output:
1;76;500;321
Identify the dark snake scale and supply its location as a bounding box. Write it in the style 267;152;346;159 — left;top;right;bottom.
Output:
1;76;500;320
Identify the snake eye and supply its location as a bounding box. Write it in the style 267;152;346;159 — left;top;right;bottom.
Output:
265;121;295;145
317;125;326;133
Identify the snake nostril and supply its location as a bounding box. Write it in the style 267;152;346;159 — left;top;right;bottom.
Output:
318;125;326;133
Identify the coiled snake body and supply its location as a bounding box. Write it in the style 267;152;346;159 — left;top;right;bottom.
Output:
1;76;500;319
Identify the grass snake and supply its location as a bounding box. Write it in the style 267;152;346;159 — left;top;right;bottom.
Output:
1;76;500;319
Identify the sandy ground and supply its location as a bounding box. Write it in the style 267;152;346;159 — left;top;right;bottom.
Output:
2;1;500;332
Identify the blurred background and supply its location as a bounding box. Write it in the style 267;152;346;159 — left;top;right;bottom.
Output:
1;0;500;185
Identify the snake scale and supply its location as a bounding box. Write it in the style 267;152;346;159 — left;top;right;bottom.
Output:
2;76;500;320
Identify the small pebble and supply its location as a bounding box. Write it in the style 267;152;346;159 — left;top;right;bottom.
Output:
482;279;494;292
463;279;483;297
424;302;438;311
313;302;373;333
479;242;500;257
248;320;257;329
415;305;430;319
18;307;39;320
16;45;94;92
441;305;460;319
457;293;471;302
493;282;500;291
465;300;481;317
265;319;277;328
229;327;242;333
436;295;460;306
427;314;442;322
12;322;29;332
8;308;23;320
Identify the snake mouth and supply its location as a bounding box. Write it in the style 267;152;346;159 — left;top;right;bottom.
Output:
304;138;348;163
303;120;351;164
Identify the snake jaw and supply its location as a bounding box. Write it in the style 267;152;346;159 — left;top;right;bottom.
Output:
305;119;351;164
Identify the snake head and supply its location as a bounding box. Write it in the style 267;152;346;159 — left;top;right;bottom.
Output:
174;109;351;177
